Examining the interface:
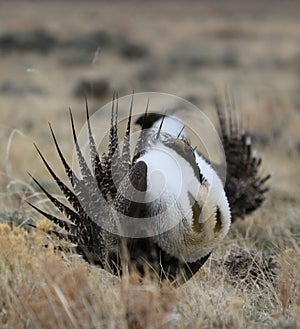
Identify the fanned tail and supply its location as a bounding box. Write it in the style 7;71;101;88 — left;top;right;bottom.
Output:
215;95;271;221
29;102;121;269
27;93;271;283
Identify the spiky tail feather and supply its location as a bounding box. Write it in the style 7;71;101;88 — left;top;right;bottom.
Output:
214;95;271;221
28;95;271;283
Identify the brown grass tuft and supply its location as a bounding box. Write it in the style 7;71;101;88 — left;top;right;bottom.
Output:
122;274;179;329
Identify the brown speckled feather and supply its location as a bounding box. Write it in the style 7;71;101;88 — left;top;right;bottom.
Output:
214;96;271;222
29;95;270;284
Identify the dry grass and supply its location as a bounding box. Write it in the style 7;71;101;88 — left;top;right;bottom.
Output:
0;1;300;328
1;216;299;328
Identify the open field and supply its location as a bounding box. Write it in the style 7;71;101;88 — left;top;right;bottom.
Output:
0;1;300;328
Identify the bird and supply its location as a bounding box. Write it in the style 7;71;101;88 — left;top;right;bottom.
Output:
27;94;271;285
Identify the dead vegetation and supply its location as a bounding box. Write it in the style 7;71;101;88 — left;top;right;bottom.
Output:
4;151;297;329
0;1;300;328
0;192;298;329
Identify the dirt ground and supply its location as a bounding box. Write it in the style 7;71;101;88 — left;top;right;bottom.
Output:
0;1;299;328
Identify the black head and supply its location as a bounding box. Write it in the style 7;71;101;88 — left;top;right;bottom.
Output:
135;112;165;129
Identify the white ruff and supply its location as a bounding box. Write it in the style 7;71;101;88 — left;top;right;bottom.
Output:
195;153;231;235
137;142;200;233
135;119;231;262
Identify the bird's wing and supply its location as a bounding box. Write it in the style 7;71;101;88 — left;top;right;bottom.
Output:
214;97;271;222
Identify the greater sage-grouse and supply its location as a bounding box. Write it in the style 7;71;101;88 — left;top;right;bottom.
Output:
28;95;270;285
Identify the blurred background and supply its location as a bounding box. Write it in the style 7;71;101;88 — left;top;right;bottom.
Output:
1;3;300;328
0;0;299;214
